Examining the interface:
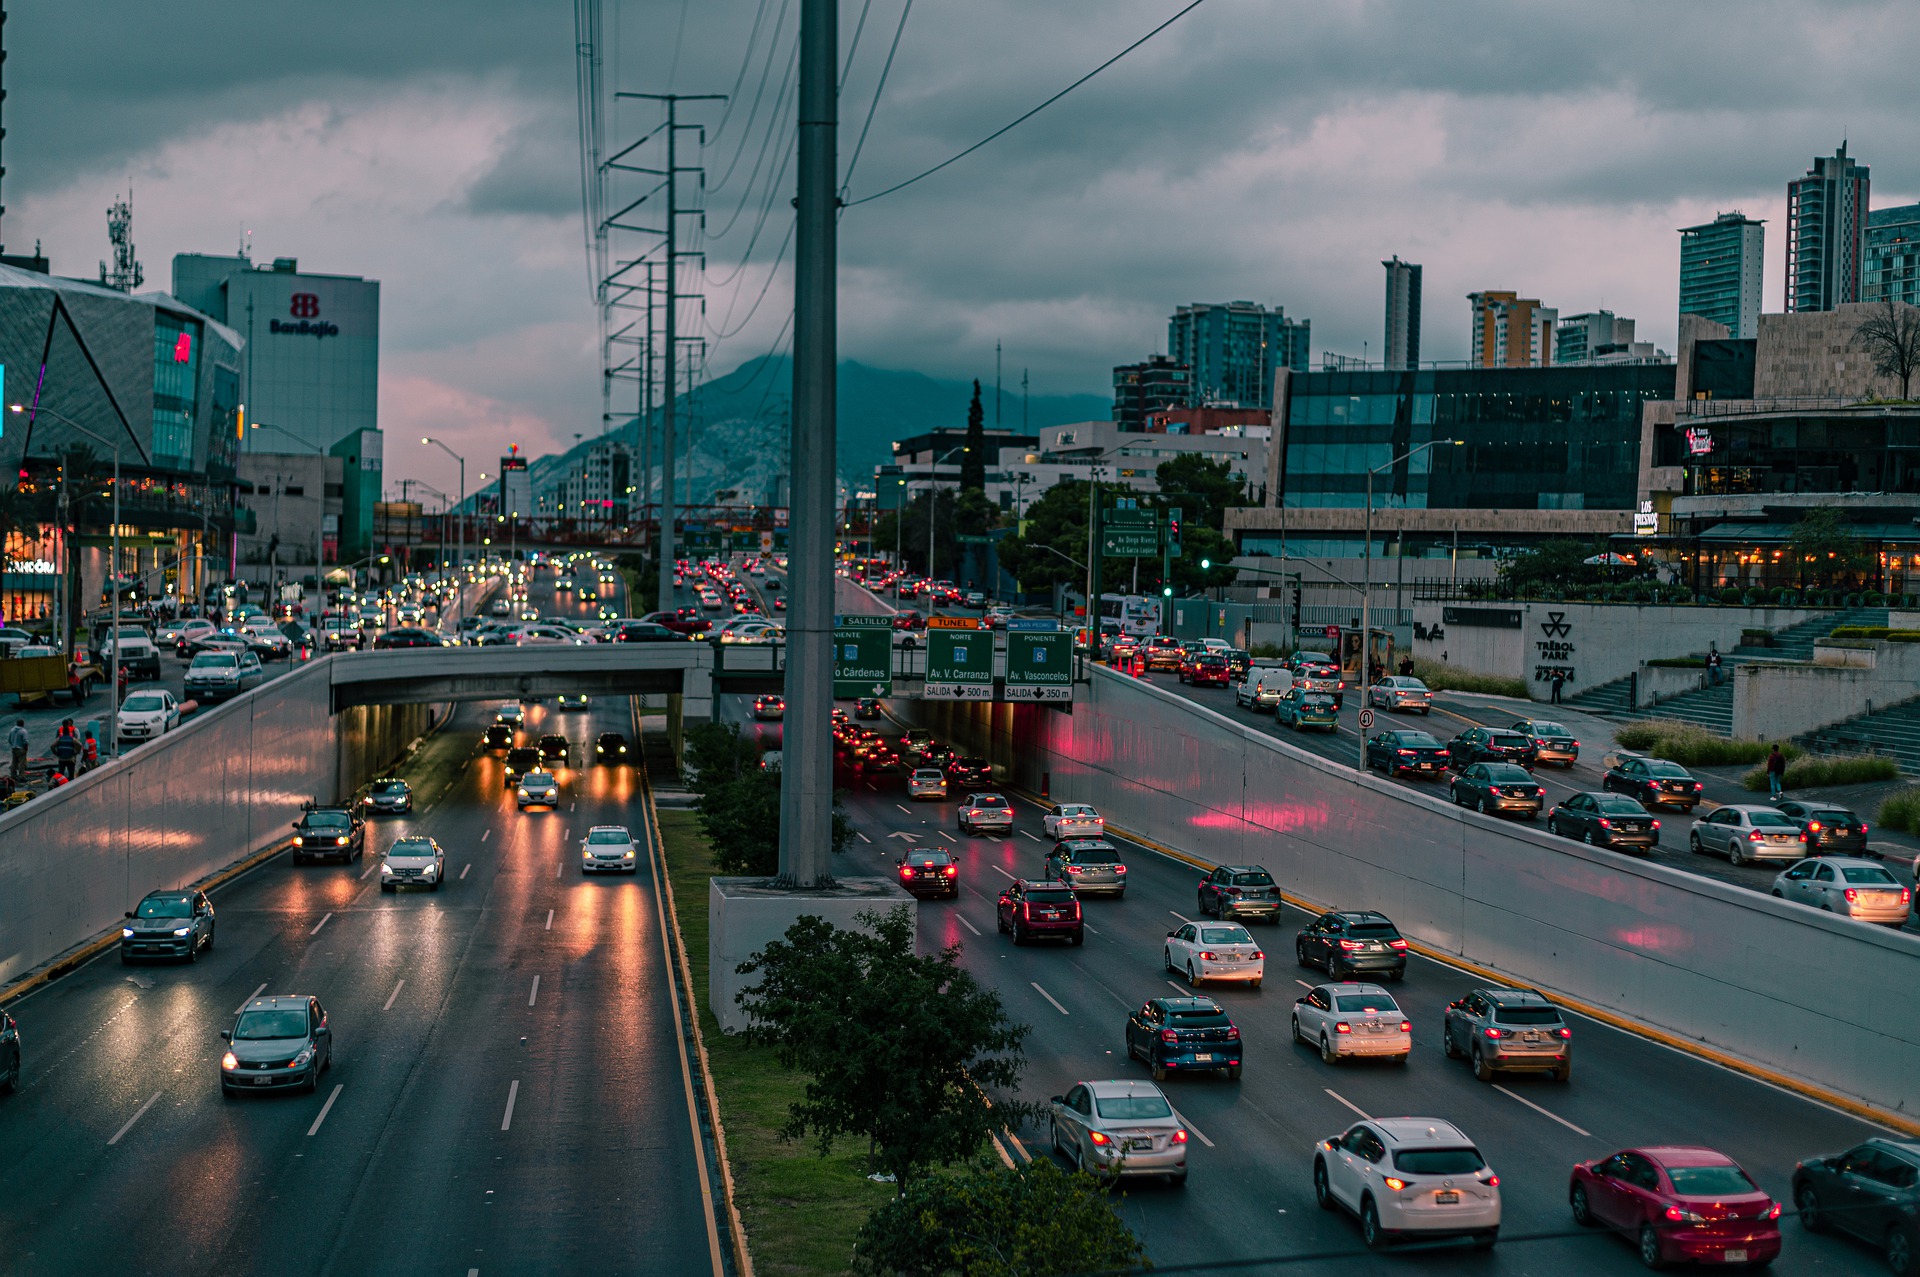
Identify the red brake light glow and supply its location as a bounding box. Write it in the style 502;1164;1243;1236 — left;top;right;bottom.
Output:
1484;1027;1502;1038
1334;1021;1352;1034
1088;1130;1111;1146
1388;938;1408;950
1399;1021;1411;1033
1171;1129;1188;1144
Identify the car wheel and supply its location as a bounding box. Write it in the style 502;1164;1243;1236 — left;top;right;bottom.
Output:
1321;1034;1339;1065
1472;1045;1494;1082
1584;829;1597;846
1361;1198;1387;1250
1199;893;1212;917
1639;1224;1666;1269
1250;977;1262;989
186;939;199;964
1552;1060;1572;1083
1729;842;1747;868
293;852;305;866
1012;921;1026;945
1572;1183;1598;1226
1886;1226;1913;1277
1689;833;1703;855
1442;1025;1461;1059
1479;796;1492;816
1296;942;1312;968
1227;1062;1241;1080
0;1056;18;1095
1070;929;1084;947
1151;1060;1166;1082
1791;1183;1825;1232
1313;1158;1335;1210
997;913;1009;934
381;882;393;892
304;1068;320;1094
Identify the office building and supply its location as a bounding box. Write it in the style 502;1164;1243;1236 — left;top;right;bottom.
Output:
1167;301;1309;409
1864;203;1920;308
1678;211;1765;338
172;252;380;454
535;437;632;523
1555;311;1662;365
1785;143;1870;313
1111;355;1191;431
499;451;532;520
1382;256;1421;369
1467;291;1558;367
235;452;343;578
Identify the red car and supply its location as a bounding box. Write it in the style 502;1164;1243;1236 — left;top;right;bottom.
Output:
1570;1147;1782;1269
1179;652;1231;686
995;879;1083;945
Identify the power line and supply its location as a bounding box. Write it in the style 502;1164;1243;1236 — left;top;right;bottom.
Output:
708;216;795;341
708;0;775;145
841;0;913;197
845;0;1211;208
708;0;794;194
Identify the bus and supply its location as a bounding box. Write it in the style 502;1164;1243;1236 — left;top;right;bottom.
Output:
1099;593;1160;639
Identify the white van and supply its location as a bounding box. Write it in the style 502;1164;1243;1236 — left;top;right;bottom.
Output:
1234;664;1293;712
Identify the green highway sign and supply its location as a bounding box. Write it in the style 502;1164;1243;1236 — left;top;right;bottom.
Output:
924;625;994;701
1004;628;1073;702
956;534;993;544
834;613;893;628
1105;506;1154;526
833;626;893;698
1101;507;1159;556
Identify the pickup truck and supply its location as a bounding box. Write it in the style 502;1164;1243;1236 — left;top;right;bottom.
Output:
98;628;162;680
1;651;99;707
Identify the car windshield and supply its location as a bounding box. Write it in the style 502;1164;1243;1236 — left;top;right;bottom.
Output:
1347;922;1400;939
123;694;167;712
1528;722;1571;736
1200;927;1252;944
135;896;192;918
1232;871;1274;887
233;1009;310;1040
1489;734;1528;748
1666;1164;1758;1196
192;653;238;668
1841;865;1898;884
587;829;630;845
1748;811;1796;828
304;812;350;829
389;839;434;857
1025;887;1074;903
372;781;407;795
1094;1094;1174;1120
1595;797;1645;815
1484;764;1534;782
1494;1006;1562;1025
524;772;555;785
1395;1147;1487;1175
1646;761;1692;778
1335;993;1400;1013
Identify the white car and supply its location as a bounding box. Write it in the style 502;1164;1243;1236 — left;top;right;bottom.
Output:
580;825;639;874
1235;666;1292;711
1049;1080;1189;1185
1043;803;1104;840
489;598;511;617
380;835;445;891
1313;1117;1501;1250
1770;856;1911;925
718;620;783;645
958;792;1014;835
243;622;293;658
495;704;525;726
1368;675;1433;714
396;605;425;625
513;625;581;646
516;770;560;809
1164;921;1266;987
1291;982;1412;1063
907;768;948;800
117;689;180;743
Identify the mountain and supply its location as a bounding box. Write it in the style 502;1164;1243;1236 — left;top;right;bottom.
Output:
526;357;1110;507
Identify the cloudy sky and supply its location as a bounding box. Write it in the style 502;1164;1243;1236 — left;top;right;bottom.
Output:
9;1;1917;496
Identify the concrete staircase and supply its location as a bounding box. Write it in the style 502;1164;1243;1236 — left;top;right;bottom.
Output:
1729;606;1887;663
1563;675;1634;717
1611;681;1735;734
1797;695;1920;775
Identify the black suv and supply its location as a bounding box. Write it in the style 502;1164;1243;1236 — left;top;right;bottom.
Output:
1125;997;1242;1082
504;746;541;787
1295;910;1408;981
595;732;630;763
896;850;959;899
1196;865;1281;923
1792;1138;1920;1274
290;806;365;864
1446;726;1536;769
947;756;993;788
1774;799;1870;855
538;733;570;766
1603;754;1704;812
483;722;514;751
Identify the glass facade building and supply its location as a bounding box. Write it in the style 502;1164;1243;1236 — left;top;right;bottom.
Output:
1678;212;1765;338
1864;202;1920;307
1167;301;1309;409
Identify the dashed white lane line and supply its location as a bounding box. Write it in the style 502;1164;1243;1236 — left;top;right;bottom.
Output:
1169;1105;1215;1148
308;1083;344;1136
545;909;554;931
937;831;958;843
482;828;491;841
563;826;570;840
1030;982;1070;1016
501;1080;520;1131
1494;1084;1593;1137
1325;1088;1371;1120
460;863;472;880
896;804;913;815
1295;979;1315;989
309;912;333;936
955;914;981;936
857;832;872;844
108;1091;162;1145
1083;923;1099;935
1166;980;1188;994
384;979;405;1011
991;865;1016;880
236;982;268;1014
554;861;562;879
1021;831;1043;842
528;975;541;1007
1168;910;1193;924
359;857;381;880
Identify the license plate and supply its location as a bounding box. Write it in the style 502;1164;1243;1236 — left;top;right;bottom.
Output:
253;1075;272;1085
1724;1251;1747;1263
1125;1138;1152;1151
1435;1190;1459;1204
1421;762;1438;770
1195;1053;1213;1062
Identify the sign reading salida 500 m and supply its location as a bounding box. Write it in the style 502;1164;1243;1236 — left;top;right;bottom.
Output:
925;617;992;700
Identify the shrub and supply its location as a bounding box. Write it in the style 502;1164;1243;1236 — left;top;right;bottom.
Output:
1742;753;1899;792
1645;657;1705;668
1864;590;1886;606
1845;592;1865;608
1718;586;1743;605
1831;626;1892;641
1740;628;1772;644
1877;786;1920;835
1410;658;1530;699
1614;720;1801;767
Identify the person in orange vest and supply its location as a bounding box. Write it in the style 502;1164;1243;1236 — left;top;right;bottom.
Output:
82;730;99;771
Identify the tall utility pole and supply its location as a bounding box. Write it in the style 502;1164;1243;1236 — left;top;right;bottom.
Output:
995;340;1003;427
780;0;837;888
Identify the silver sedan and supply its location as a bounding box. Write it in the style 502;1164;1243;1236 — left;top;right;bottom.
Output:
1291;982;1411;1064
1048;1079;1189;1184
1770;856;1912;924
1688;804;1808;866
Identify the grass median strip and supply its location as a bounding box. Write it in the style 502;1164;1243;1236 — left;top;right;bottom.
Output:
656;809;894;1275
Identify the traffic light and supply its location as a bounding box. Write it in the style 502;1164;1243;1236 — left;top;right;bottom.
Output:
1166;506;1182;556
1290;581;1302;630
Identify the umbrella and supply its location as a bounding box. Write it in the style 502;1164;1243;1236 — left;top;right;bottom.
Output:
1583;552;1637;566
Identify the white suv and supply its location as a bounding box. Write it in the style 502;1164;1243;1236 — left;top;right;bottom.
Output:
1313;1117;1501;1250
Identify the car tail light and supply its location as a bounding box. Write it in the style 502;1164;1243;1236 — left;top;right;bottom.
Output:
1338;939;1364;951
1114;865;1126;874
1088;1130;1112;1146
1198;951;1217;961
1845;888;1859;903
1399;1021;1412;1034
1071;904;1082;920
1808;820;1822;831
1651;820;1661;830
1225;886;1241;896
943;866;956;877
1557;1027;1573;1039
1665;1205;1707;1223
1764;1201;1781;1220
1598;818;1612;828
1859;824;1869;835
1484;1027;1502;1039
1334;1022;1352;1034
1225;1025;1240;1040
1748;830;1764;842
1160;1029;1179;1043
1249;950;1262;959
1388;939;1407;950
1487;1174;1500;1188
1170;1128;1188;1144
1383;1176;1406;1191
1397;749;1413;756
899;867;913;878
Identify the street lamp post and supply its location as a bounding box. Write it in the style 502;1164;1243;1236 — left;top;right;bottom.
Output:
1080;444;1145;653
12;404;123;757
422;438;467;623
924;445;968;579
1359;439;1461;773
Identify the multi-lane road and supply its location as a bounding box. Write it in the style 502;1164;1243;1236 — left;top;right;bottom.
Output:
0;572;723;1277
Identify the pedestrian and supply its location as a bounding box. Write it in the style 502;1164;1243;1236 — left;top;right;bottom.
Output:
82;730;99;771
50;727;78;780
7;718;28;781
1766;743;1787;799
1707;645;1722;687
1399;655;1414;677
1550;670;1564;704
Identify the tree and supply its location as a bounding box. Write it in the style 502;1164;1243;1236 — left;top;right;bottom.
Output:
1153;453;1250;532
852;1157;1147;1277
960;380;986;494
685;722;852;875
1852;298;1920;400
1785;504;1874;587
1495;538;1611;594
737;907;1034;1187
995;479;1090;594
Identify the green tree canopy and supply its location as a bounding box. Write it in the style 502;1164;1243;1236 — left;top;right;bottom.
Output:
684;721;850;875
1495;538;1612;593
995;479;1091;594
960;380;987;494
1785;505;1874;585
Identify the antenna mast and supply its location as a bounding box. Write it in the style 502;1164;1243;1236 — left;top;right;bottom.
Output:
98;187;144;292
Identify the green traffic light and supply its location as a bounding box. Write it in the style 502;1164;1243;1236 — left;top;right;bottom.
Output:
1200;558;1211;570
1161;587;1172;597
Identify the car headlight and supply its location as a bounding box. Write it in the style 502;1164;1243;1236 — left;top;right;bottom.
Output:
222;1052;238;1071
172;926;192;937
122;927;135;938
517;789;530;799
291;1047;314;1068
335;836;349;846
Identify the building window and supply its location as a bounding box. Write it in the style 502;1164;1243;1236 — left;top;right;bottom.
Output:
152;313;202;468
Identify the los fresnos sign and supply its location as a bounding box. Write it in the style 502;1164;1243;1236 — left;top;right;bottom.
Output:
269;293;341;339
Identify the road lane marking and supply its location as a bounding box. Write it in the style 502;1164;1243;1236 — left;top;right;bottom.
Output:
1324;1088;1371;1120
482;828;491;841
1022;831;1042;842
545;908;554;931
856;832;871;844
309;912;333;936
528;975;541;1007
1296;979;1315;989
563;826;570;840
308;1083;344;1136
1169;910;1192;923
359;857;380;880
460;863;472;879
554;861;562;879
991;865;1016;880
383;979;405;1011
1494;1084;1592;1136
1169;1105;1215;1147
108;1091;162;1145
236;982;268;1014
1083;923;1099;935
1030;982;1070;1015
896;804;912;814
501;1079;519;1130
955;914;981;936
1166;979;1188;994
937;831;957;842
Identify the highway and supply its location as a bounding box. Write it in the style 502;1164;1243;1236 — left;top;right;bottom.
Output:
0;569;722;1277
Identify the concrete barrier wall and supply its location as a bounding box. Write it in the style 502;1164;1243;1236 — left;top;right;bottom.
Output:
0;657;431;988
1732;641;1920;741
906;670;1920;1118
